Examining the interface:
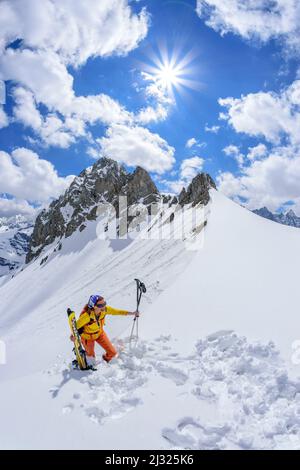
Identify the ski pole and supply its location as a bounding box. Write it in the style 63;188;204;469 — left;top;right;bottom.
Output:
130;278;146;347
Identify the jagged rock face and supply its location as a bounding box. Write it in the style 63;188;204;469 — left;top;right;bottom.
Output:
178;173;216;207
26;156;217;264
282;210;300;227
26;158;159;263
253;207;300;228
253;207;275;221
162;194;178;206
123;167;159;207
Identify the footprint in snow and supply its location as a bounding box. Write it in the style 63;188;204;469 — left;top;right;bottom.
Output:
109;396;143;420
162;416;229;450
85;406;106;424
156;363;188;386
62;404;74;414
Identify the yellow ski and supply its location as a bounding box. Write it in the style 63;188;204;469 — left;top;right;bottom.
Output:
67;308;89;370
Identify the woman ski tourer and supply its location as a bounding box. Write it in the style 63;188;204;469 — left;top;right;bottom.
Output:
70;294;139;365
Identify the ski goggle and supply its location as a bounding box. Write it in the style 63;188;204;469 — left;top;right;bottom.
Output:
95;302;106;308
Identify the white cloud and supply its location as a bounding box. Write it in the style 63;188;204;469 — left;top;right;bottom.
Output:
219;80;300;145
133;71;174;125
217;77;300;212
0;148;74;202
161;156;205;194
12;85;134;148
69;94;133;126
86;147;100;159
0;0;152;148
0;48;75;112
0;105;9;128
217;145;300;212
185;137;207;149
97;124;175;174
247;143;267;161
223;145;239;156
196;0;300;56
223;144;244;167
0;0;149;67
205;124;220;133
180;156;205;180
141;72;174;106
186;138;197;148
0;197;36;218
12;87;86;148
13;87;42;129
136;104;168;125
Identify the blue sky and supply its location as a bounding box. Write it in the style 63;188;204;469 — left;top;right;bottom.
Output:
1;0;300;218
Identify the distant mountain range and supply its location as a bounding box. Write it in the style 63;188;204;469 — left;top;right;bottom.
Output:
0;215;33;278
253;207;300;228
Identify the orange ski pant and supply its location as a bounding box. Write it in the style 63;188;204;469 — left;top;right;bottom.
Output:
81;331;117;362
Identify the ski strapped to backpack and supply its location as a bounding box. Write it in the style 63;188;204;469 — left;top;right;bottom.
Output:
67;308;91;370
129;278;146;347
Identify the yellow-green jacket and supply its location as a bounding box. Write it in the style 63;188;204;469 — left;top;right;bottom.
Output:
76;305;129;340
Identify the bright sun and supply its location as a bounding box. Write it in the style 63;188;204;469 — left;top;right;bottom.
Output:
140;45;201;100
156;63;180;88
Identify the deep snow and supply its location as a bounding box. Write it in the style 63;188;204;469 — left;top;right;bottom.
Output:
1;190;300;450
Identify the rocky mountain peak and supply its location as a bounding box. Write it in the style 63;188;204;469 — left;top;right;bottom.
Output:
25;158;216;264
253;207;275;219
178;173;216;207
286;209;296;218
125;166;159;205
26;158;158;263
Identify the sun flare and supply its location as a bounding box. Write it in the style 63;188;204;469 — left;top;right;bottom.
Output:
156;63;181;89
140;45;201;101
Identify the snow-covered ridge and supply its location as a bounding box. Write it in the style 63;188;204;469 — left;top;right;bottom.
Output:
26;157;214;265
1;189;300;449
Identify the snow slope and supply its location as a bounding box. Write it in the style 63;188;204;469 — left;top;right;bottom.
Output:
1;190;300;450
143;190;300;360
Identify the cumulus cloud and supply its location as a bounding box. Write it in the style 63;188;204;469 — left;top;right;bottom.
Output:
12;87;82;148
0;148;74;202
186;138;197;148
217;145;300;212
217;79;300;212
136;104;168;125
0;0;149;66
97;124;175;174
196;0;300;56
161;156;205;194
0;197;36;218
132;71;174;125
70;95;133;127
180;156;205;180
141;72;174;106
223;145;244;167
247;143;267;161
219;80;300;145
0;0;152;148
205;124;220;133
185;137;207;150
0;48;75;111
0;105;9;128
12;86;133;148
